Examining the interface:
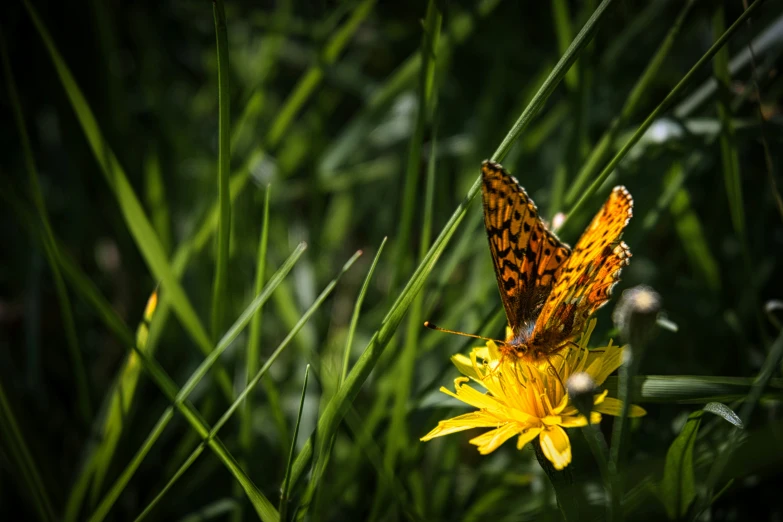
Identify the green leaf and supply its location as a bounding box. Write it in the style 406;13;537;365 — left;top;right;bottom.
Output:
659;411;702;519
279;365;311;521
211;0;232;341
703;402;743;428
0;379;58;522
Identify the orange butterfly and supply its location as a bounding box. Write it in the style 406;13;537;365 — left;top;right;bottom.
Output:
427;160;632;364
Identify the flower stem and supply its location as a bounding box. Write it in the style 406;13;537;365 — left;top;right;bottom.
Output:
533;439;580;521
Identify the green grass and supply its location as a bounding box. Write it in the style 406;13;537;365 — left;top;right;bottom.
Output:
2;1;783;521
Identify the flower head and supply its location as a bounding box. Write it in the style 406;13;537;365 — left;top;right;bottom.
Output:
421;320;646;470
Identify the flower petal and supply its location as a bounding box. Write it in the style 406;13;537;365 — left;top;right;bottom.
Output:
586;344;625;385
451;380;505;412
516;426;543;450
558;414;588;428
594;397;647;417
469;422;521;454
451;353;480;380
539;425;572;470
593;389;609;405
420;411;503;441
559;412;602;428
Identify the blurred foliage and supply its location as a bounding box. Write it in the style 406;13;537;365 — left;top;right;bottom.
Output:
1;0;783;521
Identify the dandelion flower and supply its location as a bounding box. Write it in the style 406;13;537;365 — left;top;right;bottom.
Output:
421;321;646;470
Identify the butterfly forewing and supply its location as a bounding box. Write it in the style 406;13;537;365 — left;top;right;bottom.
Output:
534;186;633;340
481;160;572;336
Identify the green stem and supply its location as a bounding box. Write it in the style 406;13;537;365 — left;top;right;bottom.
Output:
211;0;232;341
533;438;579;521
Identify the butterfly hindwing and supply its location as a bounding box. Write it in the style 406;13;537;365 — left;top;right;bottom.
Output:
481;161;571;335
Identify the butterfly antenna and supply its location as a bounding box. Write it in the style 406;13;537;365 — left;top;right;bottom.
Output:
423;322;504;345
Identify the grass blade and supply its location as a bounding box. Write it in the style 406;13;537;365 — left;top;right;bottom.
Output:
266;0;376;148
86;290;160;508
211;0;232;341
279;365;310;521
22;0;235;400
143;0;376;364
383;4;442;495
143;151;172;254
132;250;360;522
239;184;273;491
666;162;721;293
298;238;388;518
0;378;58;522
341;237;388;387
561;0;765;234
492;0;614;161
601;375;783;404
713;4;745;241
564;0;696;208
0;28;92;423
89;243;306;522
389;0;442;290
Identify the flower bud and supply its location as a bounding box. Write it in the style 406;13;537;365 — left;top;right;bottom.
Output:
612;285;662;347
566;371;597;422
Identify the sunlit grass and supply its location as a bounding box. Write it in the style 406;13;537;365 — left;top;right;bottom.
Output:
1;1;782;521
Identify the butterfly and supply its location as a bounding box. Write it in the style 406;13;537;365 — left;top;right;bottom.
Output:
426;160;632;364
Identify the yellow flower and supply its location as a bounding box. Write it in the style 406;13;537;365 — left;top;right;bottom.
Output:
421;320;646;470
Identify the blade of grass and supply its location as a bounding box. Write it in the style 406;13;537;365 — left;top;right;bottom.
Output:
382;11;441;499
0;188;146;520
319;0;502;174
341;238;388;387
0;378;58;522
383;0;442;477
89;244;306;522
87;290;160;507
713;5;746;242
211;0;232;341
288;0;615;491
240;184;272;469
302;238;388;518
0;28;92;423
561;0;765;233
266;0;376;148
279;365;310;522
492;0;614;160
713;4;768;347
22;0;234;400
389;0;442;291
564;0;696;208
674;12;783;118
144;0;376;364
666;162;721;293
143;151;171;254
132;250;361;522
601;375;783;403
387;127;439;511
552;0;577;91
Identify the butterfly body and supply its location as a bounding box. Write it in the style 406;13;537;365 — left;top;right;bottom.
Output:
481;160;633;364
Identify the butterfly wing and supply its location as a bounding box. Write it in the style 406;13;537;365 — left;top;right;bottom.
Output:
481;160;572;335
532;186;633;344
